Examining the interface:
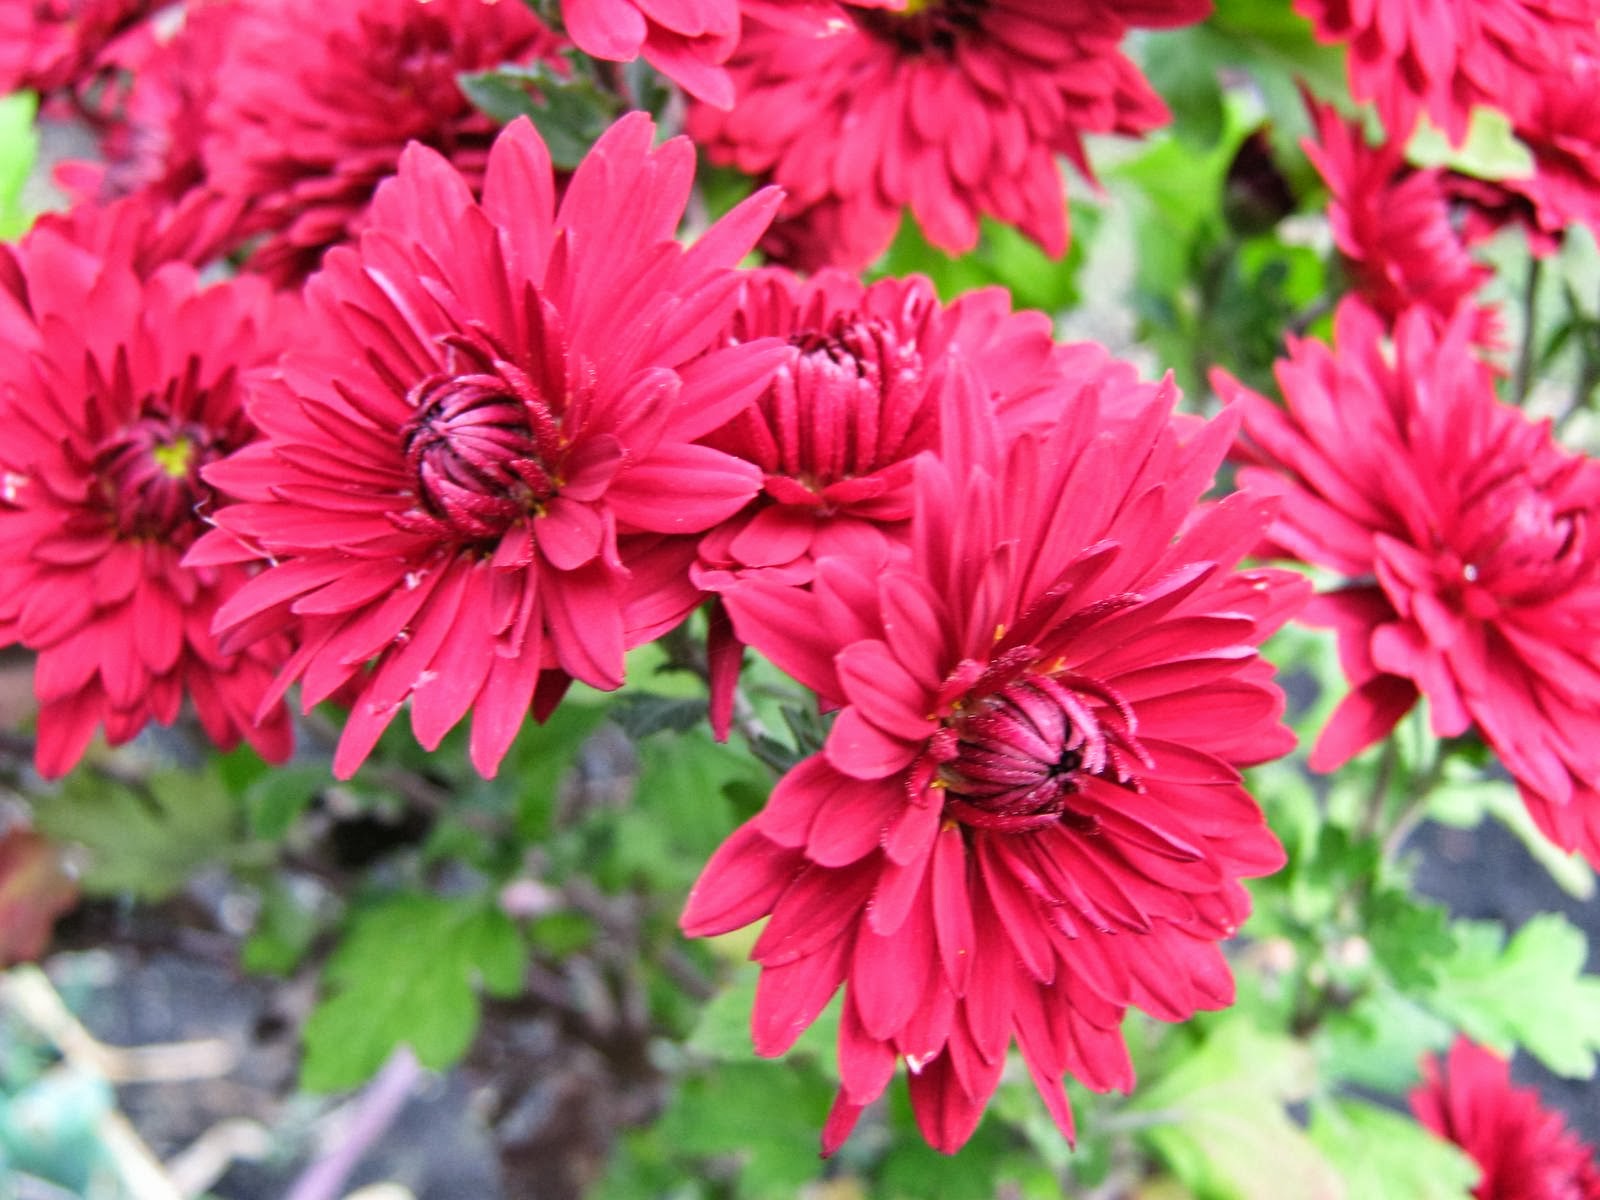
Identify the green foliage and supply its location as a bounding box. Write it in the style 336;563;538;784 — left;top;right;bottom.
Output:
458;57;621;169
1308;1099;1479;1200
1129;1018;1341;1200
0;91;37;239
1406;107;1534;181
241;877;324;977
300;893;526;1091
34;766;248;901
1427;914;1600;1079
874;206;1098;314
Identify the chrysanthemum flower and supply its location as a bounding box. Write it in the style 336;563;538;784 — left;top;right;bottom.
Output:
682;368;1305;1154
202;0;561;284
1303;98;1500;343
559;0;739;107
0;226;293;777
1294;0;1600;143
1411;1039;1600;1200
688;0;1207;269
194;115;783;779
693;267;1068;591
1490;55;1600;249
0;0;160;98
1221;300;1600;863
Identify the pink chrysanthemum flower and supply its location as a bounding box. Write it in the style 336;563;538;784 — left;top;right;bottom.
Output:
0;0;161;98
193;115;783;779
201;0;561;285
1303;98;1500;344
1221;300;1600;863
693;267;1070;591
1489;55;1600;249
682;369;1305;1154
1412;1039;1600;1200
0;226;293;777
1294;0;1600;143
688;0;1208;270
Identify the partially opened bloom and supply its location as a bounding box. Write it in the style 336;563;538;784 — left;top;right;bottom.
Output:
1294;0;1600;143
559;0;738;108
1304;97;1499;344
0;226;293;776
0;0;161;98
682;369;1305;1153
692;267;1068;591
1411;1039;1600;1199
1222;300;1600;863
195;115;783;779
689;0;1206;269
203;0;561;284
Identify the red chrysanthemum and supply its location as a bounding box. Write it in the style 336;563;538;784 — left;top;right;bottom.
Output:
1221;300;1600;863
0;225;293;777
692;267;1073;591
688;0;1208;269
193;115;784;779
1302;98;1500;344
1412;1039;1600;1200
1294;0;1600;143
681;368;1306;1154
201;0;561;285
0;0;161;98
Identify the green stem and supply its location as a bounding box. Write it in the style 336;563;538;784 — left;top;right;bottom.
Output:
1512;256;1544;408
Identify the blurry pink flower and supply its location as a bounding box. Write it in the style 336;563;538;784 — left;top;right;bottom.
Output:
194;115;784;778
1294;0;1600;143
688;0;1207;269
1223;300;1600;864
203;0;561;284
1412;1039;1600;1200
0;225;293;776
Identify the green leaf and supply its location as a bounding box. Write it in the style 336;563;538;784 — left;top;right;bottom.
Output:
653;1061;834;1197
458;58;620;169
300;894;526;1091
497;700;611;842
1129;1019;1342;1200
1365;890;1456;991
873;206;1098;314
1428;914;1600;1079
0;92;38;240
1406;107;1535;182
34;767;242;901
1309;1100;1477;1200
1317;987;1455;1093
244;764;327;841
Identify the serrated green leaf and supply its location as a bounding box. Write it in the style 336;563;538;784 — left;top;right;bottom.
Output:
458;58;620;169
1309;1100;1478;1200
1130;1019;1341;1200
34;767;241;901
301;894;526;1091
1406;107;1535;181
654;1061;833;1197
1317;987;1454;1093
1366;891;1456;990
1429;914;1600;1078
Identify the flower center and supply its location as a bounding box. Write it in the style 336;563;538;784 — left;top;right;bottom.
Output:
937;673;1143;833
93;416;221;543
395;333;564;542
849;0;987;55
708;312;932;499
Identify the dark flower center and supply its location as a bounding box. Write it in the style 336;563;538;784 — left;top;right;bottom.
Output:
850;0;987;55
397;354;562;543
93;415;222;543
938;673;1144;833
